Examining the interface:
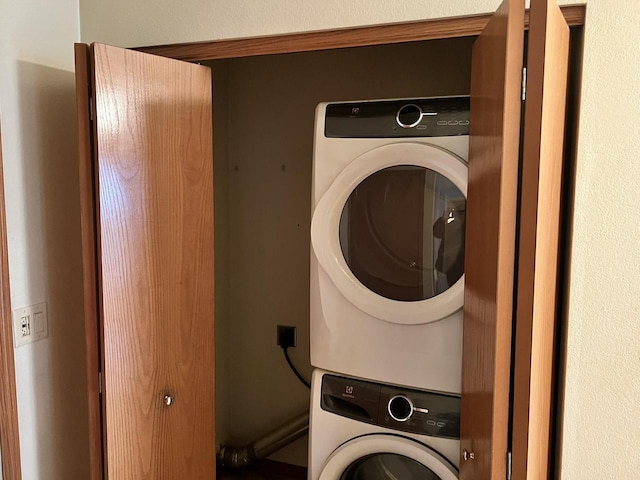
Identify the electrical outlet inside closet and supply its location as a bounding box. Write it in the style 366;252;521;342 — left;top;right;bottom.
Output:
207;36;475;468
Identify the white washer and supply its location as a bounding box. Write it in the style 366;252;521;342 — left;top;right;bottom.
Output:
309;369;460;480
310;97;469;393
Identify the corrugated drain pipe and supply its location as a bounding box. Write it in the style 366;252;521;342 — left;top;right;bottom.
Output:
218;411;309;469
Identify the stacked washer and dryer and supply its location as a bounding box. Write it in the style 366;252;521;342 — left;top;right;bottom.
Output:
309;97;470;479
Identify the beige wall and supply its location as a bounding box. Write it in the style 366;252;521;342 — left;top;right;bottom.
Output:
560;1;640;477
210;38;473;465
0;0;89;478
68;0;638;477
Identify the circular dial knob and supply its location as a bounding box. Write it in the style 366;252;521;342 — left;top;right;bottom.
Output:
388;395;414;422
396;104;423;128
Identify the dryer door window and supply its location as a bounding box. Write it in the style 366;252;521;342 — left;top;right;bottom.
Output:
339;165;466;302
340;453;442;479
311;142;467;324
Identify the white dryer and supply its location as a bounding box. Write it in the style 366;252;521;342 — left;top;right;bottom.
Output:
308;369;460;480
310;97;469;393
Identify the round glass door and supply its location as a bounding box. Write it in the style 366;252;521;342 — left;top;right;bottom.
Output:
311;142;468;324
340;452;443;479
339;165;466;302
317;434;458;480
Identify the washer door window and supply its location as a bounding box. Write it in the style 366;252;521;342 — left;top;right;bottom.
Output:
318;434;458;480
340;453;442;479
312;143;467;325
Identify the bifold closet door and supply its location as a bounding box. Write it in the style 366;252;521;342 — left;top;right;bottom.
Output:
512;0;570;478
460;0;524;479
461;0;571;478
0;120;22;479
75;43;215;479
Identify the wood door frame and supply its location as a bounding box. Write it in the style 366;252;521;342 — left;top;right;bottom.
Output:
136;5;584;61
0;119;23;479
74;43;104;480
81;5;585;478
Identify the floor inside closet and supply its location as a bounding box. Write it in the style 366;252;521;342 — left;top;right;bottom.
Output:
218;460;306;479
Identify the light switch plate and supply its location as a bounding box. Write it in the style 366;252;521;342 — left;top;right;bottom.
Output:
13;302;48;347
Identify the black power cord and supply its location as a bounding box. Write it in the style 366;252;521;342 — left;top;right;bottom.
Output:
282;346;311;389
277;326;310;389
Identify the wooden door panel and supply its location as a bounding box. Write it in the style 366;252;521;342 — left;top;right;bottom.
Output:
460;0;524;479
92;43;215;479
0;118;22;480
512;0;570;477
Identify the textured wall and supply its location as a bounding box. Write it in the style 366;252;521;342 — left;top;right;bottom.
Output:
560;0;640;477
0;0;90;478
79;0;586;47
77;0;640;477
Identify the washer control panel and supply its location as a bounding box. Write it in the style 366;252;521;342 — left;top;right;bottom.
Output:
321;374;460;439
324;96;470;138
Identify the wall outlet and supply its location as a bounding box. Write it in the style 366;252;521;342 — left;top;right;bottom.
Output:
13;302;48;347
277;325;297;348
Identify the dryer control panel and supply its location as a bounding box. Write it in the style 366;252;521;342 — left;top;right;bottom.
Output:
324;96;470;138
321;374;460;440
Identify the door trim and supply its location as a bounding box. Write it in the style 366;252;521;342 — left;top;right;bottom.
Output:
136;5;585;62
0;118;23;479
74;43;104;480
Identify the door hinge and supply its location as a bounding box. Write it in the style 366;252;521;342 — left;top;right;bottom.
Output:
521;67;527;101
98;371;102;394
506;451;512;480
89;97;95;121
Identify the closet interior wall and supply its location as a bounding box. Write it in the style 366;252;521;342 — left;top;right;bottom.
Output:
208;36;474;466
